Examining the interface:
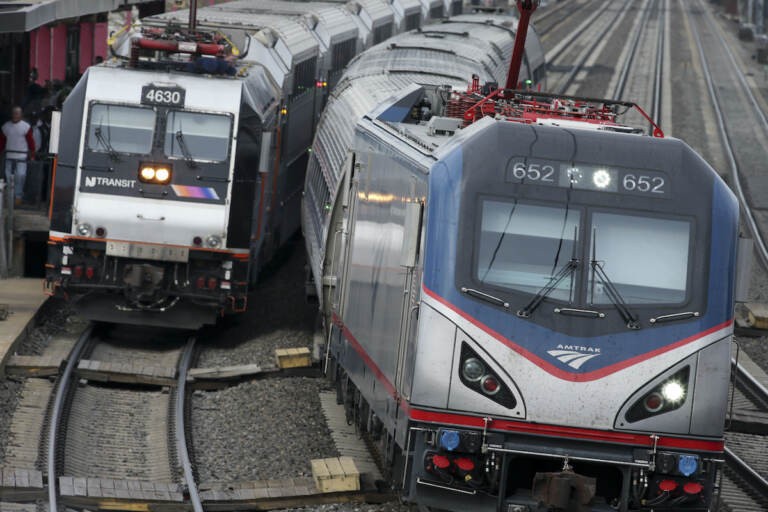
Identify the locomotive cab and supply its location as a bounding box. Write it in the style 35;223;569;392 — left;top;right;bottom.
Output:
45;63;259;328
316;84;738;512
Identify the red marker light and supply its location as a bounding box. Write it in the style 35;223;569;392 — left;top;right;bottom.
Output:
196;277;205;289
208;278;217;290
73;265;83;278
481;375;500;395
432;455;450;469
85;267;95;279
455;458;474;471
644;392;664;412
193;236;203;246
683;482;703;494
659;480;677;492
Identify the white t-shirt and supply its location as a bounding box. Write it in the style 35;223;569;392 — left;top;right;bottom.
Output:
2;120;32;160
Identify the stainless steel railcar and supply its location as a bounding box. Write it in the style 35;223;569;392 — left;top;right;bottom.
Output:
44;0;466;328
303;15;745;512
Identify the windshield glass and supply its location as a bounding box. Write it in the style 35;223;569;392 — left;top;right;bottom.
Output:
87;104;155;154
589;212;690;305
164;111;231;162
476;200;580;301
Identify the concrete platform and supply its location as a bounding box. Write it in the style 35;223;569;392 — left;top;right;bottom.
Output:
0;278;47;378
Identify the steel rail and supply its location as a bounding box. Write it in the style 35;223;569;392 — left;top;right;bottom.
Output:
685;0;768;270
611;0;653;100
723;446;768;500
47;324;93;512
176;337;203;512
537;0;592;37
544;0;612;64
555;0;632;95
731;357;768;410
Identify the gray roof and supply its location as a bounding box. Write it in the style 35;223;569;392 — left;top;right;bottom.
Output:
0;0;155;33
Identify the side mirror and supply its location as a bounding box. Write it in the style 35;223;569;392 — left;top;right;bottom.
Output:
734;236;754;303
48;111;61;156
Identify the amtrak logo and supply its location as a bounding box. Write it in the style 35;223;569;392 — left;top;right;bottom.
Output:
547;344;601;370
84;176;136;189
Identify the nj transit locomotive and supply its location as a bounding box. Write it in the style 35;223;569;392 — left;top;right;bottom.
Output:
303;10;741;512
44;0;464;328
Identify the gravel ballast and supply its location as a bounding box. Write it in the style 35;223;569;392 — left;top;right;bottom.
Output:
196;239;317;369
0;297;84;464
191;377;338;483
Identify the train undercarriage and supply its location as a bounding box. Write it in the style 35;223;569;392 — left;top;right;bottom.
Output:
45;238;249;329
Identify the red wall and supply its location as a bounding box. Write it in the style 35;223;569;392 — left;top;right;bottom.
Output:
79;22;94;73
50;25;66;81
28;27;51;84
94;22;108;63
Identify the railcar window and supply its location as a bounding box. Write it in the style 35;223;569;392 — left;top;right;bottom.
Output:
589;213;690;305
405;13;421;31
87;104;155;155
164;111;231;162
476;200;580;301
373;23;393;45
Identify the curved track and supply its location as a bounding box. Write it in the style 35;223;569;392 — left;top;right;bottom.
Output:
45;326;201;512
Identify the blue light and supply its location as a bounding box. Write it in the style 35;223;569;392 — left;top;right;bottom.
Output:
678;455;698;476
440;430;460;451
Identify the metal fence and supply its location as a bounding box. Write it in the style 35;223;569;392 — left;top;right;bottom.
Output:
0;150;53;277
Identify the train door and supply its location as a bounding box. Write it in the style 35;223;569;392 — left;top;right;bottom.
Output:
323;151;358;321
395;186;424;400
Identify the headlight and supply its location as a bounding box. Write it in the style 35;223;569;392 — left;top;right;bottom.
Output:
140;167;156;181
661;381;685;402
77;223;92;237
154;167;170;183
206;235;221;248
462;358;485;382
139;163;172;184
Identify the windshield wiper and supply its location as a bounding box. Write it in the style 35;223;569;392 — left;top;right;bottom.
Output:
94;126;120;161
175;129;197;168
517;258;579;318
590;229;641;329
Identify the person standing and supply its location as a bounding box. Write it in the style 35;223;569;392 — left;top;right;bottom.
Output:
0;106;35;204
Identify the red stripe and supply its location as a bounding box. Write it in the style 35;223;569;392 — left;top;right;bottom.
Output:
333;312;397;398
332;314;723;453
409;408;724;452
422;285;733;382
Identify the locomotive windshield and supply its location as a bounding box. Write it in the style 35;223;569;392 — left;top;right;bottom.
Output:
164;111;231;162
474;199;692;306
477;200;580;302
87;104;156;155
589;212;690;305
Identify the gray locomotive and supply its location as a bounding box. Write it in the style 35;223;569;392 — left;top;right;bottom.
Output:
44;0;464;328
303;4;745;511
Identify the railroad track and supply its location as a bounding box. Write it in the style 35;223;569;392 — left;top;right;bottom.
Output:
545;0;633;94
45;325;200;511
535;0;595;38
682;0;768;508
0;322;386;512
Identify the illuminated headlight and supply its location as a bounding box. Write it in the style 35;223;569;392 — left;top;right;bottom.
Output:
592;169;611;188
462;358;485;382
661;381;685;402
139;164;172;184
140;167;156;181
155;167;171;183
206;235;222;248
77;223;92;237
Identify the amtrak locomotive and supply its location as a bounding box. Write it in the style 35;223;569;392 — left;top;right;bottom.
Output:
303;4;741;511
43;0;462;328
